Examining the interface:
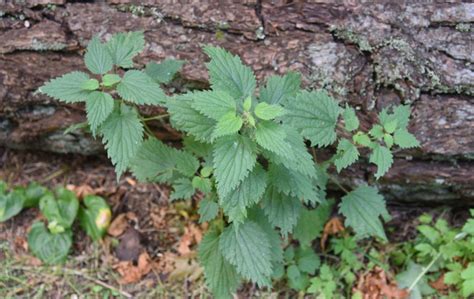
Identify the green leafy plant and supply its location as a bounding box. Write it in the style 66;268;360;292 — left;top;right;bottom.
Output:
395;212;474;298
0;181;111;265
40;31;420;297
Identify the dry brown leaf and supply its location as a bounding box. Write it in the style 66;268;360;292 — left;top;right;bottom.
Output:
354;266;408;299
177;224;203;256
108;212;137;237
321;217;345;251
66;184;95;199
125;178;136;186
114;252;152;284
154;251;179;274
168;256;203;282
429;274;449;293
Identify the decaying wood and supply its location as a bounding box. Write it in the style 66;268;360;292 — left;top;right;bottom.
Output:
0;1;472;203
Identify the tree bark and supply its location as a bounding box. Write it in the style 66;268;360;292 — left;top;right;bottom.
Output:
0;1;473;204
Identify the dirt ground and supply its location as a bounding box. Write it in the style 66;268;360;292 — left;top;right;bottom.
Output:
0;146;470;298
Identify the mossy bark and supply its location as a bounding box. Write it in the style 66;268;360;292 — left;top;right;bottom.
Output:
0;1;473;203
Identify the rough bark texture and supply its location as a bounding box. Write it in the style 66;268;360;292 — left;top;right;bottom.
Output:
0;1;473;204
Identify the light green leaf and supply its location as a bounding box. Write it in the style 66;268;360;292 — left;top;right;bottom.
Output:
101;104;144;178
117;70;166;105
145;59;184;83
461;263;474;298
175;150;200;177
293;200;334;248
369;124;384;139
198;228;240;299
102;74;121;87
343;105;359;131
220;164;267;224
81;79;100;91
198;196;219;223
85;91;114;137
78;195;111;241
191;90;236;121
24;182;48;208
167;95;216;142
84;36;113;75
204;46;256;99
243;96;252;111
254;102;285;120
384;133;394;148
213;135;257;198
107;31;145;68
394;129;420;149
27;222;72;265
285;90;340;147
212;112;243;140
296;247;320;275
339;185;389;240
0;190;25;222
219;221;273;287
353;132;374;147
379;105;411;131
262;187;302;236
255;121;293;159
39;71;91;103
259;72;301;105
334;139;359;172
369;145;393;179
39;188;79;230
397;262;435;299
170;178;194;201
192;177;212;193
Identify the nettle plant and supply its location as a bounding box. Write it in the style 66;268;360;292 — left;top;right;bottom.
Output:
40;31;420;297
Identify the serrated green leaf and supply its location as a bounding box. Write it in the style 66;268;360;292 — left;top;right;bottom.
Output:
293;200;334;248
212;112;243;140
84;36;113;75
287;264;309;291
183;136;213;158
254;102;285;120
255;121;294;159
39;71;91;103
262;186;302;236
369;145;393;179
27;221;72;265
130;138;178;182
81;79;100;91
198;228;240;298
190;90;236;121
248;207;283;265
219;221;273;287
107;31;145;68
369;124;384;139
198;196;219;223
192;177;212;193
339;185;389;240
145;59;184;83
78;195;111;241
213;135;257;198
379;105;411;131
243;96;252;111
102;74;121;87
167;95;216;142
204;46;256;99
116;70;166;105
86;91;114;137
461;263;474;298
200;166;213;178
394;129;420;148
268;163;321;204
334;139;359;172
39;188;79;230
384;119;398;134
170;178;194;201
101;104;144;178
343;105;359;131
0;190;25;222
175;150;200;177
353;132;373;147
285;90;340;147
296;247;320;275
220;164;267;224
260;72;301;105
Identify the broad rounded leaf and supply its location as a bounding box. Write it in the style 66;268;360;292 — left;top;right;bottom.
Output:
78;195;111;241
0;189;25;222
27;221;72;264
39;188;79;230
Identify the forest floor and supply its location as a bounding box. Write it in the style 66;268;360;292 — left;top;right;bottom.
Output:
0;147;470;298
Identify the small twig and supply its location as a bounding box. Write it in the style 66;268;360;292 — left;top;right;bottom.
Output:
407;252;441;292
141;114;169;122
329;175;350;194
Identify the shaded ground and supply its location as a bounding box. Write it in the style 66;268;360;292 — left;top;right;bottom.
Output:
0;147;470;298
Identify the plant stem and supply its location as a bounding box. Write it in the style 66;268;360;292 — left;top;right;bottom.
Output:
141;114;169;122
329;175;350;194
407;251;442;292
